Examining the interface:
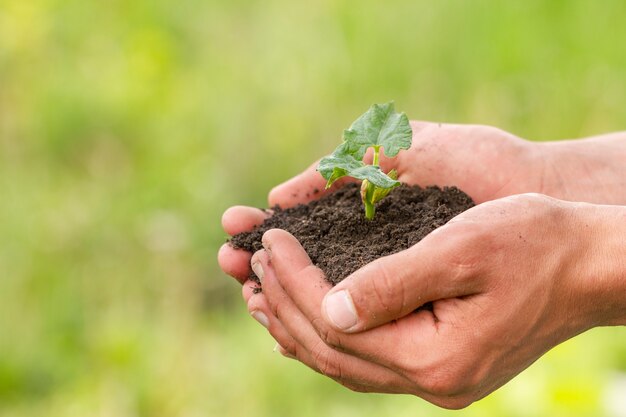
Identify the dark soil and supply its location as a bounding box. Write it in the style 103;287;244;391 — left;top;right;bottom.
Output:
230;183;474;287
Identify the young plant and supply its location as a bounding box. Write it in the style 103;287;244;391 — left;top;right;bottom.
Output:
317;102;413;220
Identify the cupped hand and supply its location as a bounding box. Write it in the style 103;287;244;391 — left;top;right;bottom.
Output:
218;122;543;284
244;194;613;408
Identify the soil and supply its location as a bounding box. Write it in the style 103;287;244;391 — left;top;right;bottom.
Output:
229;183;475;288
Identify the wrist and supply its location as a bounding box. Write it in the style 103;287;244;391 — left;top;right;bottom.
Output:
570;203;626;328
536;139;626;205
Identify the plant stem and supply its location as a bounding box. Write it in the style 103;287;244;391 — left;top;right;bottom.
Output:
364;178;376;220
364;197;375;220
363;146;381;220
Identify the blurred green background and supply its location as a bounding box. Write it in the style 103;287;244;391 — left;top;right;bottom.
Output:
1;0;626;416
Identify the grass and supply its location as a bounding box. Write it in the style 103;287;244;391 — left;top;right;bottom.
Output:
1;0;626;415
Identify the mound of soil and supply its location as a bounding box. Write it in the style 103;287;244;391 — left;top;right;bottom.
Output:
230;183;474;287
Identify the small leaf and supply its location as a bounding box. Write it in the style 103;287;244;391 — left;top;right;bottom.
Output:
318;153;400;189
349;165;400;188
317;153;364;189
340;102;412;160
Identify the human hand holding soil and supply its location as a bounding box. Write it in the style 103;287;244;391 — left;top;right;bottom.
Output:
217;122;626;407
219;122;542;283
244;195;626;408
219;122;626;284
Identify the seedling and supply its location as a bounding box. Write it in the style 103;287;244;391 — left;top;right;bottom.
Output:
317;102;413;220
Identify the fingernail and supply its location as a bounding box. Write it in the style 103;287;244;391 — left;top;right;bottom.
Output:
251;261;264;283
261;235;272;254
274;343;295;359
323;290;358;331
251;310;269;328
261;241;271;254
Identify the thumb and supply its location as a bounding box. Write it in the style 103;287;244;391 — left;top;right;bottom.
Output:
268;159;329;208
321;231;481;333
268;147;398;209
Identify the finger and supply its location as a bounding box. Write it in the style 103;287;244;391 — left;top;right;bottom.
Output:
221;206;270;236
219;206;270;283
251;247;413;393
320;222;485;333
218;244;254;284
260;229;439;369
247;271;475;405
267;145;404;209
258;230;486;406
242;279;261;302
268;160;355;208
244;286;366;391
278;340;396;394
247;287;323;372
246;287;303;357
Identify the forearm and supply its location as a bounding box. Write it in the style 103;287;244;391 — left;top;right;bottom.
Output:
536;133;626;205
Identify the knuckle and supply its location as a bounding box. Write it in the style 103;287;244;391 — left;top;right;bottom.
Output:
444;242;481;272
517;192;544;200
418;367;469;398
432;396;475;410
287;340;300;358
312;317;344;349
270;296;288;322
311;344;343;379
341;382;370;393
504;192;555;207
439;235;483;283
470;124;514;142
273;334;298;357
501;193;566;225
366;262;405;319
424;375;460;397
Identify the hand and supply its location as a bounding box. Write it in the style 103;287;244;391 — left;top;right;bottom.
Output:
244;194;625;408
219;124;626;285
219;122;543;284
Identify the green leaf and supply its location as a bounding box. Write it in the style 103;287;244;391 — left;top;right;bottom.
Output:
318;154;400;189
316;102;411;203
340;102;412;160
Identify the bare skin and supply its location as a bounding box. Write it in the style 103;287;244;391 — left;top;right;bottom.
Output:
218;122;626;408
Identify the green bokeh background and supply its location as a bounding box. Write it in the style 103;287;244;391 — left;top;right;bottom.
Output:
1;0;625;416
